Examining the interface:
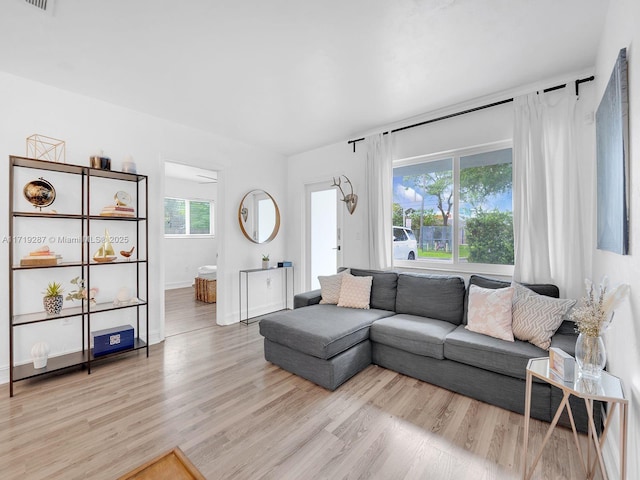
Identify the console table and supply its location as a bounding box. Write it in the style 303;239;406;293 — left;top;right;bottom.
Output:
239;266;293;324
523;357;628;480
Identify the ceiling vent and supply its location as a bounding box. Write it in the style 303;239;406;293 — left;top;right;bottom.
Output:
22;0;55;14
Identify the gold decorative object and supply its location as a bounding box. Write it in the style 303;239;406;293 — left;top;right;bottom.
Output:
237;190;281;244
331;175;358;215
23;177;56;210
26;134;66;163
93;229;117;262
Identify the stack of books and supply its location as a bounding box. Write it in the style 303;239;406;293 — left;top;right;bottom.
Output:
100;205;135;217
20;246;62;266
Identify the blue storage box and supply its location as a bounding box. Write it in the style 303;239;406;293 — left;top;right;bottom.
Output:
92;325;134;357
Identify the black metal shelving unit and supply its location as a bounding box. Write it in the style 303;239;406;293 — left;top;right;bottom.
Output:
8;156;149;396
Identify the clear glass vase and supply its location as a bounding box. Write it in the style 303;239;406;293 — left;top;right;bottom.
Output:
575;333;606;380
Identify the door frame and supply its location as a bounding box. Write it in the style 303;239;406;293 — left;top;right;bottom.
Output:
304;181;344;291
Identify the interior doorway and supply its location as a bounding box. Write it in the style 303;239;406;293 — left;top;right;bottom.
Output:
163;161;218;336
306;182;342;290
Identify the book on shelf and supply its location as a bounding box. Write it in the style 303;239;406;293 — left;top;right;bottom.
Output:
100;205;135;217
20;255;62;266
99;212;136;217
28;246;54;256
102;205;135;212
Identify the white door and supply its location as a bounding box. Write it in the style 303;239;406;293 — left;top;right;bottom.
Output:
306;183;342;290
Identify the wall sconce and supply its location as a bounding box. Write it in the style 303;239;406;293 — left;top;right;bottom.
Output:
331;175;358;215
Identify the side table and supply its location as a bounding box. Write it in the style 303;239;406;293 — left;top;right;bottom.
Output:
238;266;294;324
522;357;628;480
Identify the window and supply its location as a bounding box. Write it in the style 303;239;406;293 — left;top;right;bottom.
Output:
164;197;214;236
393;143;513;272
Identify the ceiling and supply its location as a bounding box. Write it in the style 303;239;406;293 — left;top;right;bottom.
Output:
0;0;608;156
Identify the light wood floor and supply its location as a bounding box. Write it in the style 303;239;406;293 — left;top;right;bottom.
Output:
0;293;592;480
165;286;216;337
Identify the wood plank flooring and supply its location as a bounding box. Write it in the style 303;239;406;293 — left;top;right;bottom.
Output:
165;287;216;337
0;292;591;479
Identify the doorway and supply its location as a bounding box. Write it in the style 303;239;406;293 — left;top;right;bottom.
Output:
163;161;218;336
306;182;342;290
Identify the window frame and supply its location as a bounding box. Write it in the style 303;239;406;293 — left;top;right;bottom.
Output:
164;196;215;238
393;140;514;276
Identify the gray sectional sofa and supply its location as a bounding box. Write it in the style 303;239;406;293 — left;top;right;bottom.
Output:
259;268;598;433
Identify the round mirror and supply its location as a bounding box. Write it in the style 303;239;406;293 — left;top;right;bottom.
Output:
238;189;281;244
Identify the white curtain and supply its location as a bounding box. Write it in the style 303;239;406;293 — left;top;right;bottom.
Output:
365;133;394;270
513;88;591;299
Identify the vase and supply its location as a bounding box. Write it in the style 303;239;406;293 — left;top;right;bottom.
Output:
31;341;50;369
262;260;270;269
43;295;63;315
575;333;606;380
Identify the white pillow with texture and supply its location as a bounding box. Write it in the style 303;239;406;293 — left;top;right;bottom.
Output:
465;284;515;341
337;274;372;309
511;282;576;350
318;269;350;305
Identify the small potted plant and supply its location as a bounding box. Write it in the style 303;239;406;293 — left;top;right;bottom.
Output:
262;254;270;269
42;281;64;315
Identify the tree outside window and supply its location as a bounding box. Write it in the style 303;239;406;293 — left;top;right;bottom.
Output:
164;197;214;236
393;147;513;266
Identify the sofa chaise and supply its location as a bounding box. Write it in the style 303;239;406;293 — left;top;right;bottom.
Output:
259;268;598;433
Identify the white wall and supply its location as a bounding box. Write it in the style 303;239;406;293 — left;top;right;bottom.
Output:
0;71;287;382
286;100;515;293
593;0;640;477
286;142;367;293
164;176;217;289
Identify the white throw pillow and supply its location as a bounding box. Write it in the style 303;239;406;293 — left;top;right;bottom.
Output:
337;274;373;309
465;284;515;341
318;269;350;305
511;282;576;350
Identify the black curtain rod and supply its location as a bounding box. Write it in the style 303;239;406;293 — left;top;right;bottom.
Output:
347;75;595;152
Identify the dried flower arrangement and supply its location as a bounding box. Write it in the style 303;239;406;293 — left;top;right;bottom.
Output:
570;277;629;337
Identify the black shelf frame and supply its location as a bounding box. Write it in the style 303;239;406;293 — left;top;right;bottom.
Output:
12;339;148;382
8;155;149;396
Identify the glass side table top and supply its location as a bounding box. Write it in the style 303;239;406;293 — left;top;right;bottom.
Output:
527;357;625;402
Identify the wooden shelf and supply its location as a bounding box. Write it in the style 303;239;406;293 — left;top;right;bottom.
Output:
13;350;88;381
89;215;146;222
90;338;147;361
89;259;147;266
12;212;84;220
11;156;85;175
12;261;84;271
11;156;148;182
12;260;147;269
89;299;148;315
12;300;147;326
12;339;147;382
9;155;150;396
87;167;147;182
13;304;85;326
